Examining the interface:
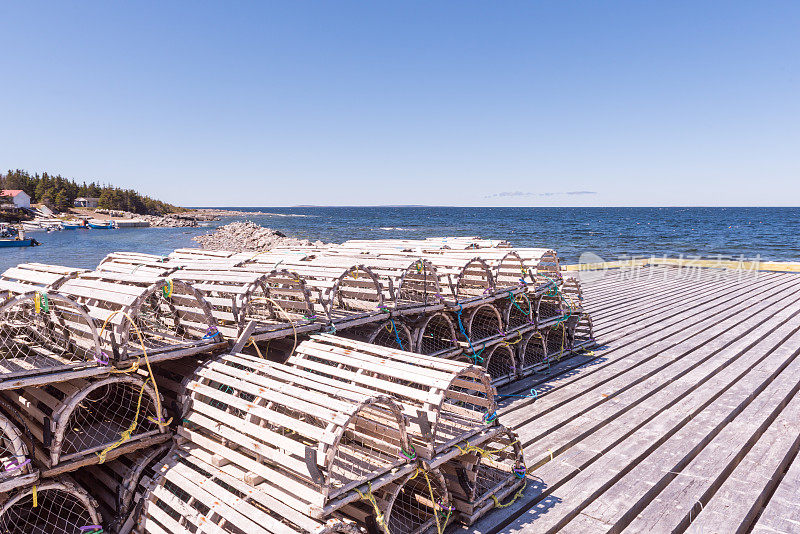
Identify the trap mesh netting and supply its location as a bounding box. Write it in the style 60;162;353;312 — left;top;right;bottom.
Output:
500;292;533;332
414;312;460;358
344;468;453;534
329;266;385;314
0;408;32;490
0;479;102;534
122;280;217;355
395;260;444;308
57;377;162;461
441;427;525;524
341;320;414;352
241;269;317;328
463;304;503;343
481;344;517;386
0;292;101;378
519;331;547;374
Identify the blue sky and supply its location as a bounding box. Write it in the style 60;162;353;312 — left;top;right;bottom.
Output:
1;2;797;207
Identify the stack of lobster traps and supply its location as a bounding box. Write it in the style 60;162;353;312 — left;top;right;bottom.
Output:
0;262;231;534
0;235;594;533
137;335;527;533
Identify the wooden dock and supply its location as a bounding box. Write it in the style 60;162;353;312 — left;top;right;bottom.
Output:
472;264;800;533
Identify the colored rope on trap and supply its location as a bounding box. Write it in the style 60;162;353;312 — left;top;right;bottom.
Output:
456;303;484;363
247;295;299;358
33;292;49;313
354;482;390;534
455;438;521;459
507;290;530;316
96;310;171;462
501;331;523;348
409;468;451;534
491;480;527;509
162;279;173;299
385;317;406;351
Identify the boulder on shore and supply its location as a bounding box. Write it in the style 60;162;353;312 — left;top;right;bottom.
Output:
192;221;324;251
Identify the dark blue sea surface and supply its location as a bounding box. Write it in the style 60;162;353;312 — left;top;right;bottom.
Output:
2;207;798;272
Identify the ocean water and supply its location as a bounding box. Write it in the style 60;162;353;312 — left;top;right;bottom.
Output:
2;207;798;272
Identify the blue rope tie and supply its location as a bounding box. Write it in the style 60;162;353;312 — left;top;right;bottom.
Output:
388;317;405;351
456;303;484;363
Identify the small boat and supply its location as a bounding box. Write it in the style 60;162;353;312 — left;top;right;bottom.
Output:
62;220;87;229
88;220;115;229
0;238;38;247
0;225;40;247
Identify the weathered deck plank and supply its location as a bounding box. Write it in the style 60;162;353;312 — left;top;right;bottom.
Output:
469;266;800;533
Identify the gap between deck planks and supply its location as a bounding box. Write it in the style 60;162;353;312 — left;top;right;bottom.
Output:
468;266;800;534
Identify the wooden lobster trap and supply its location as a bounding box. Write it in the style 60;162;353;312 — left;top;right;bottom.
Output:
0;263;87;298
0;476;103;534
0;291;108;390
410;312;461;359
568;313;595;352
56;271;227;365
544;321;573;364
263;252;448;317
471;341;518;387
138;443;366;534
286;335;497;461
533;283;570;329
0;406;37;493
178;351;413;518
517;330;548;376
1;374;171;476
439;426;525;525
495;290;535;334
172;268;320;343
340;467;453;534
339;318;415;353
74;441;172;532
240;261;389;330
453;303;505;355
97;252;177;277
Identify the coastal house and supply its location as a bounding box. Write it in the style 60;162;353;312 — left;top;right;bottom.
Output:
0;190;31;209
74;197;101;208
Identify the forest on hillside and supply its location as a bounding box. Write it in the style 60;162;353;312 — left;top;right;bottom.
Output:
1;169;183;215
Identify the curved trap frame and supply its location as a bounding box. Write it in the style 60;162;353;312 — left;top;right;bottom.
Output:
460;303;505;348
0;477;102;534
560;276;584;313
0;291;105;389
238;268;321;341
544;323;572;364
477;343;517;387
492;251;530;291
326;265;388;327
451;258;495;304
570;314;595;351
393;259;446;314
497;291;534;334
288;335;497;460
342;467;453;534
2;374;169;475
179;351;411;517
518;330;547;376
535;286;569;329
0;263;87;298
0;408;36;492
97;252;176;277
74;441;171;530
411;312;461;359
441;426;525;526
57;271;224;364
340;319;415;353
139;444;364;534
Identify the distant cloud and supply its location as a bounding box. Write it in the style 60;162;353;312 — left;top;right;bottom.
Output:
485;190;597;199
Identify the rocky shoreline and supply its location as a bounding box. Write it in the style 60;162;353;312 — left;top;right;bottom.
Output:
192;221;325;251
